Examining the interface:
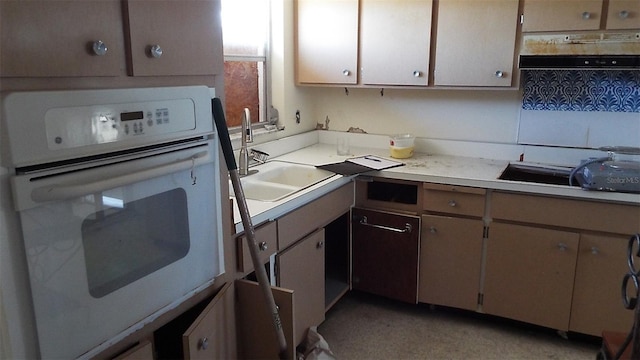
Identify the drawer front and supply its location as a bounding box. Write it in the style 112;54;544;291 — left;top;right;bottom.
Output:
423;183;486;217
278;183;353;250
491;192;640;235
356;177;422;214
237;221;277;273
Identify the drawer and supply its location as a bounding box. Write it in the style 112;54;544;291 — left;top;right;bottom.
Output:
237;221;277;273
278;183;353;250
355;177;422;214
423;183;486;217
491;191;640;235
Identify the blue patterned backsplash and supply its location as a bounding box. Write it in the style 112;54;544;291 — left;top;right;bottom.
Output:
521;70;640;113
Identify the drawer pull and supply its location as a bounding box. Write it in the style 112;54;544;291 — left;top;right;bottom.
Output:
429;226;437;234
259;241;268;251
199;337;209;350
448;200;457;207
557;242;568;251
359;216;412;233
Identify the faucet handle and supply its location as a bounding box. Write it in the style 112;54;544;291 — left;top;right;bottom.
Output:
251;149;269;164
242;108;253;143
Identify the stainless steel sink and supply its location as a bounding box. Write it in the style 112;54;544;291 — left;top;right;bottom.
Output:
231;161;336;201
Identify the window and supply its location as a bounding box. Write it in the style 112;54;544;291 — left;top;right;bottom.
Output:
221;0;270;129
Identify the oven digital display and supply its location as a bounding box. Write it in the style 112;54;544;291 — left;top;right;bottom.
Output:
120;111;144;121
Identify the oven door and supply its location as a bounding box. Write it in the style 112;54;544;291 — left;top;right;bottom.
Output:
10;141;223;359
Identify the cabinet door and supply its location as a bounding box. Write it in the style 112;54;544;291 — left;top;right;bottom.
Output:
434;0;518;87
125;0;223;76
483;223;579;331
419;215;483;312
360;0;433;86
236;279;295;360
522;0;604;31
182;282;235;360
0;0;124;77
352;208;420;304
570;234;634;336
295;0;358;84
277;229;325;346
606;0;640;29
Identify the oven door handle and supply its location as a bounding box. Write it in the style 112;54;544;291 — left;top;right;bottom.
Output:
31;150;209;203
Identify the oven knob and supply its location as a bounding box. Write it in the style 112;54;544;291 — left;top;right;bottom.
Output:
55;136;62;144
147;119;153;127
124;124;129;134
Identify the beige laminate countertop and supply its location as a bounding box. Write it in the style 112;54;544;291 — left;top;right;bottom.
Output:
232;143;640;232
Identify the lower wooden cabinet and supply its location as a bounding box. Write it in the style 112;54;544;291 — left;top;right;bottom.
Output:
352;207;420;303
483;222;579;331
277;228;326;346
570;233;634;336
419;214;484;311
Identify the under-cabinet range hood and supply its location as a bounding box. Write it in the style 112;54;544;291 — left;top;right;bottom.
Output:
519;32;640;69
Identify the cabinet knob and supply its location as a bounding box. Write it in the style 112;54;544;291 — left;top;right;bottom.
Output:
557;243;568;251
619;10;630;19
448;200;457;207
413;70;422;77
494;70;504;78
259;241;268;251
92;40;108;56
199;337;209;350
582;11;592;20
429;226;437;234
317;241;324;249
591;246;600;255
342;69;351;76
149;44;164;58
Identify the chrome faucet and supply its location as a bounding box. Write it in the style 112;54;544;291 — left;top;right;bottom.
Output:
239;108;253;176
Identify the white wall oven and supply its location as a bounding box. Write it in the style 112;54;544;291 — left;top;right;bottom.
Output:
1;86;224;359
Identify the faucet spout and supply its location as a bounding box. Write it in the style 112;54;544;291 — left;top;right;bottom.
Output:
239;108;253;176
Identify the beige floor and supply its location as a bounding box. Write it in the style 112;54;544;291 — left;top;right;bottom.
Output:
317;291;603;360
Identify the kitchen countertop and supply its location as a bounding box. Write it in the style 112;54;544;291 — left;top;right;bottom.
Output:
231;136;640;233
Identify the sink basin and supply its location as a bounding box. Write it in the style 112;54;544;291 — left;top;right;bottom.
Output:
232;161;335;201
499;163;579;187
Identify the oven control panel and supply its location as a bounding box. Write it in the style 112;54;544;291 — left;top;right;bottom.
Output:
44;98;196;150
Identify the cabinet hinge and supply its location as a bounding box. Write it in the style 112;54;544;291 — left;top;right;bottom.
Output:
478;293;484;305
483;226;489;239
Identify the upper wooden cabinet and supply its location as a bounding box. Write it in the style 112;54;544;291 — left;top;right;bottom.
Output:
295;0;359;85
0;0;125;77
522;0;640;31
606;0;640;29
359;0;433;86
0;0;222;78
434;0;519;87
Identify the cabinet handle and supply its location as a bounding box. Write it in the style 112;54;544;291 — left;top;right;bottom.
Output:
557;242;568;251
199;337;209;350
591;246;599;255
448;200;457;207
413;70;422;77
359;216;412;233
582;11;592;20
259;241;268;251
91;40;108;56
429;226;437;234
149;44;164;58
342;69;351;76
494;70;504;78
619;10;630;19
317;241;324;249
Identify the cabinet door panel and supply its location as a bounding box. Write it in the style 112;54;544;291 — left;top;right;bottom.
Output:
360;0;433;86
277;229;325;345
522;0;604;31
606;0;640;29
1;0;124;77
295;0;358;84
352;208;420;304
125;0;223;76
570;234;634;336
434;0;518;87
483;222;579;331
419;215;483;311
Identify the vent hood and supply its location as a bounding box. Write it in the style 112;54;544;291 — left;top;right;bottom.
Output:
519;32;640;70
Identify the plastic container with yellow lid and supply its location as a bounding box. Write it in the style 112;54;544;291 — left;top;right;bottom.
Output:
389;134;415;159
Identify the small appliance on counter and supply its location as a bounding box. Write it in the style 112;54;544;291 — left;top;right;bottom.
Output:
571;146;640;193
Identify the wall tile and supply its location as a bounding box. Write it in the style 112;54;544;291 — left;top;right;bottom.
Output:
522;70;640;113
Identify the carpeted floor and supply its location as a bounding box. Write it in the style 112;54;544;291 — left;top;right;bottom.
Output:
317;291;603;360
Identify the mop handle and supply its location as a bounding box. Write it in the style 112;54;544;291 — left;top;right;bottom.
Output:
212;98;288;359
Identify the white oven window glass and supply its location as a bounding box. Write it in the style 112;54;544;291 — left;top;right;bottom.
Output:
81;188;190;298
